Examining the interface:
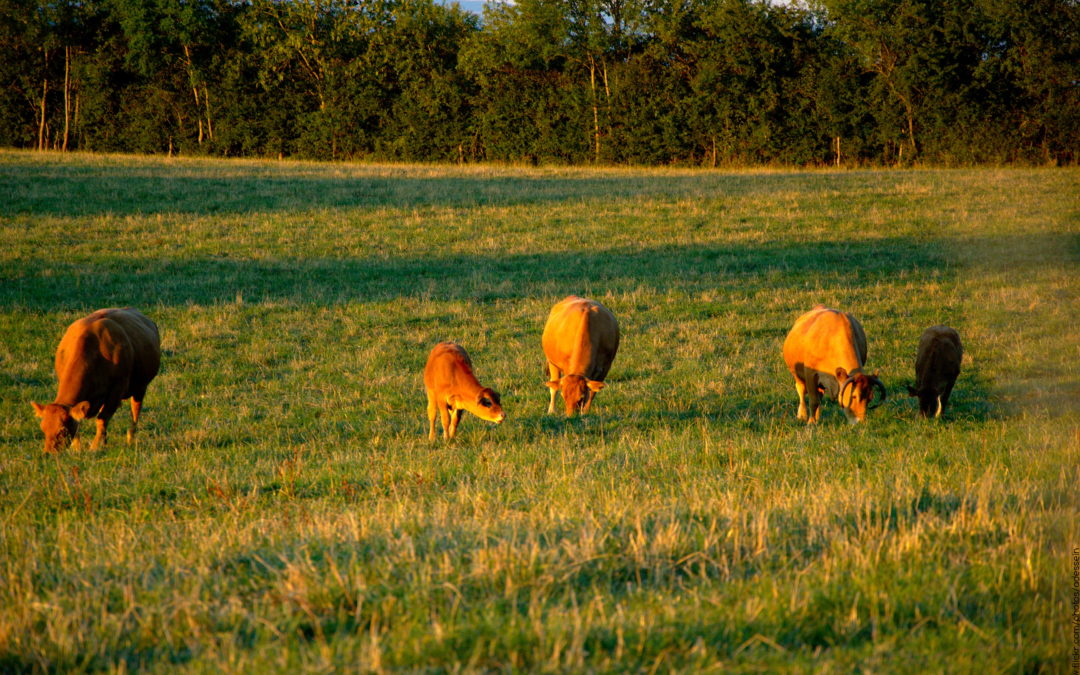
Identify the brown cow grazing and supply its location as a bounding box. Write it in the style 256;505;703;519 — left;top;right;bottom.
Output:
31;308;160;453
424;342;505;440
542;296;620;416
907;325;962;418
782;305;886;424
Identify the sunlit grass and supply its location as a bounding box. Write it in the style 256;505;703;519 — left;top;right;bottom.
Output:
0;150;1077;671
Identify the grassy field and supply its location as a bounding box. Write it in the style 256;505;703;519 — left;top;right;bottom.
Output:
0;150;1077;672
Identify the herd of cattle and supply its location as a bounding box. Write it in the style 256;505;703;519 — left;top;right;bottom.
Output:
30;297;964;451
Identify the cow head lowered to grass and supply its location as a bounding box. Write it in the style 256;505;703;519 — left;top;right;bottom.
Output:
783;305;886;424
541;296;620;417
907;325;962;418
423;341;505;441
31;308;160;453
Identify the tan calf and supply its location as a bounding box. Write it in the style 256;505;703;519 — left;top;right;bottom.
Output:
32;308;160;453
424;342;504;440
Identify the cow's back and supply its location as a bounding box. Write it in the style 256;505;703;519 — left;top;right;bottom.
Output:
783;305;866;375
542;296;619;380
56;308;160;400
424;342;477;392
111;308;160;391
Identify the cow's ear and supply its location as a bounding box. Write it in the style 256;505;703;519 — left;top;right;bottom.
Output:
31;401;46;417
586;380;605;392
835;367;849;381
70;401;91;420
544;380;560;391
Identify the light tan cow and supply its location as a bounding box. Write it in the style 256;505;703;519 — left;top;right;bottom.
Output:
542;296;620;416
424;342;505;440
907;325;962;418
31;308;160;453
782;305;885;424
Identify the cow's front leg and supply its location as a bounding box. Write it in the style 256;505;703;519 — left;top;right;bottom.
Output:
448;407;463;439
546;363;561;414
91;417;109;450
807;391;821;424
92;398;120;450
427;392;438;440
794;379;808;422
438;402;452;440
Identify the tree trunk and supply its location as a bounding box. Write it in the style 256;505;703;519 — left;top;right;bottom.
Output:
63;46;71;152
589;55;600;163
204;86;213;141
601;59;612;148
73;90;80;149
38;50;48;152
183;44;204;145
904;103;916;159
193;86;204;145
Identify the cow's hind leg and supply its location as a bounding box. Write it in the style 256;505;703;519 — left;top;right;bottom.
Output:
127;390;146;445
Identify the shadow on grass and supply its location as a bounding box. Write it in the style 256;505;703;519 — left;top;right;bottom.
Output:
0;163;827;217
1;236;953;311
0;648;196;675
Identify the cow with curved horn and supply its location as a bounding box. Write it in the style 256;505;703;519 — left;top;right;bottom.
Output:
782;305;886;424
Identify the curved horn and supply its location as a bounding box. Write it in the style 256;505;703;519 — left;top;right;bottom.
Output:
838;377;855;406
868;376;888;410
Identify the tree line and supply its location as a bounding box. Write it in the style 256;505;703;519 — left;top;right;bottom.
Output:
2;0;1077;166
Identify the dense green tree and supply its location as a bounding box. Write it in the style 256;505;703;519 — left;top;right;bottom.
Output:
0;0;1075;164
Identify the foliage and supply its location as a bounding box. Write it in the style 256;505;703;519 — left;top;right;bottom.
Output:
0;0;1077;164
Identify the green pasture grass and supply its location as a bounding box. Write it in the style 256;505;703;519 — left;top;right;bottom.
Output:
0;150;1077;672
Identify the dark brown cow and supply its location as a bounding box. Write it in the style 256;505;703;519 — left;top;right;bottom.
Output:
542;296;620;416
424;342;504;440
782;305;886;424
907;325;962;418
31;308;160;453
